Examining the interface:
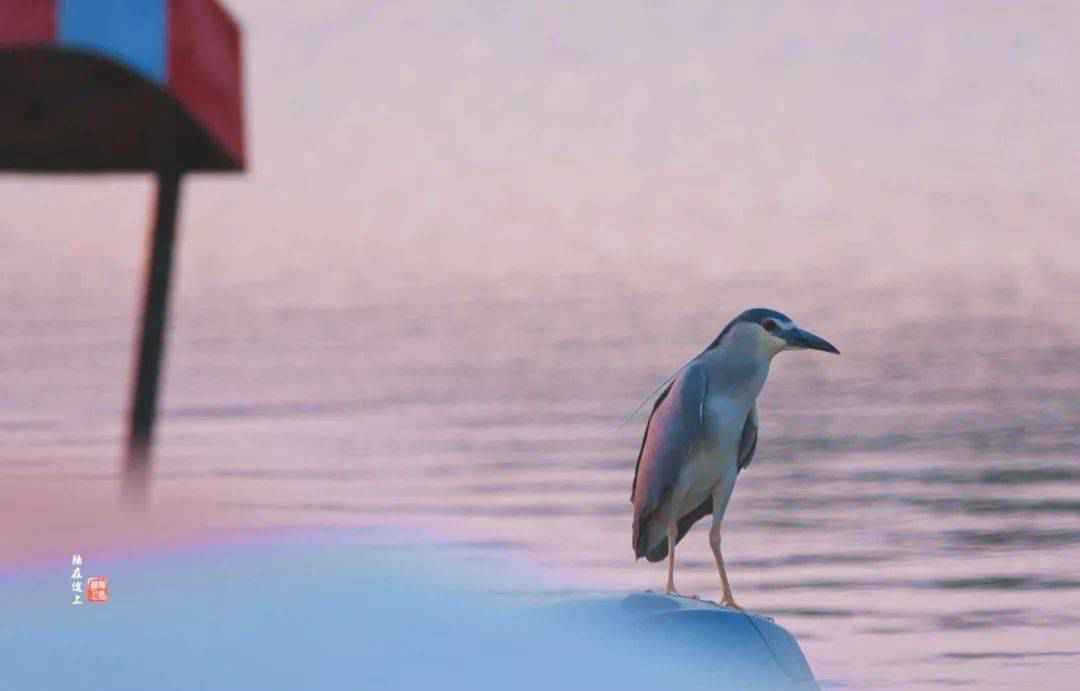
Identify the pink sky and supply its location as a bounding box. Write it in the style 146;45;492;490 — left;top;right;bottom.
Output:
1;0;1078;311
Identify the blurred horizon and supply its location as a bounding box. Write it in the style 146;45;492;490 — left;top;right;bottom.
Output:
3;1;1080;305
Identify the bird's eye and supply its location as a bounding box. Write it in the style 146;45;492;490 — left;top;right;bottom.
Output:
762;319;778;333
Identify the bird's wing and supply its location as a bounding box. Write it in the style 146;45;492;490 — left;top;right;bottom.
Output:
664;405;757;560
630;360;709;521
736;405;759;472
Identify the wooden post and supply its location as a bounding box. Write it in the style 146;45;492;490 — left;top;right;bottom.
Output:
123;169;183;501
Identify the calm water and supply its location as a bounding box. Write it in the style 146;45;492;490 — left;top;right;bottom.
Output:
3;264;1078;690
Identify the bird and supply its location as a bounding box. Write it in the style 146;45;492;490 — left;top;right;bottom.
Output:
631;308;838;607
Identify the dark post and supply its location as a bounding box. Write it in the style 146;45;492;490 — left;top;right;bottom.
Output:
123;169;183;500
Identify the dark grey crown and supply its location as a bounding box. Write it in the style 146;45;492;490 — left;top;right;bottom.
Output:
706;308;791;351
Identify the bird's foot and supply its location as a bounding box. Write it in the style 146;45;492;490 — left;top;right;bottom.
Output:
664;588;700;600
719;596;744;610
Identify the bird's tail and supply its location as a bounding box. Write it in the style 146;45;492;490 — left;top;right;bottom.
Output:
632;513;649;560
633;507;670;563
634;497;714;563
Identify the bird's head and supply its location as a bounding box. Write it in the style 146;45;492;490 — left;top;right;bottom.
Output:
708;308;840;359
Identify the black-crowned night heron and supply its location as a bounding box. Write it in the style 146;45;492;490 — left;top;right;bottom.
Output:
631;308;839;607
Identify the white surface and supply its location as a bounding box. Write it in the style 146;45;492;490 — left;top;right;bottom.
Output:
3;531;818;691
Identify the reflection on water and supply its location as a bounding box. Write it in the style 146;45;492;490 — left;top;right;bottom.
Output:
2;268;1079;690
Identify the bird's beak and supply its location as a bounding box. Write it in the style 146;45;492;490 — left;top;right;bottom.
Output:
783;327;840;354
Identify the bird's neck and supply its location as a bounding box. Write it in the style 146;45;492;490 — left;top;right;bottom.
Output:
703;336;772;398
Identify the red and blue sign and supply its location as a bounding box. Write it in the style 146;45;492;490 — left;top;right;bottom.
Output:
0;0;245;170
58;0;170;84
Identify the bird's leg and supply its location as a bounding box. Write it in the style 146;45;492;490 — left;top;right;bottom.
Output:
665;522;678;595
709;519;742;609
